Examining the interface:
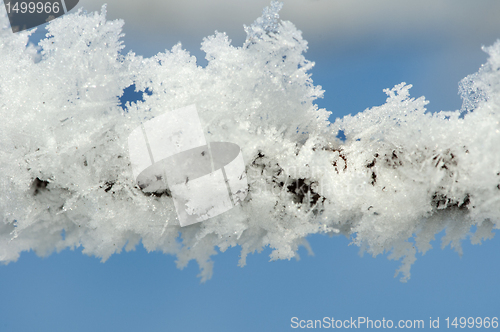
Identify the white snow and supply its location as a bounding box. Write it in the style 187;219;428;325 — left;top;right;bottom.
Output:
0;2;499;282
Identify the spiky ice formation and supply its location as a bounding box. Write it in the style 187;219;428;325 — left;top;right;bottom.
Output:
0;2;498;281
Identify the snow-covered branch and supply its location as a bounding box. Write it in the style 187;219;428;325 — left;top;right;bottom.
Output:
0;2;498;281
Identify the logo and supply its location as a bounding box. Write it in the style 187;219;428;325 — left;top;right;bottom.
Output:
128;104;248;227
3;0;79;33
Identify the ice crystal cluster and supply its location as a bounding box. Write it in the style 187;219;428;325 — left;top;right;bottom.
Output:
0;2;499;281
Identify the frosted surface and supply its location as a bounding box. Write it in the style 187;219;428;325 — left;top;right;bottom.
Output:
0;2;498;281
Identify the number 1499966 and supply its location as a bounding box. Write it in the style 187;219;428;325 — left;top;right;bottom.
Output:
445;317;498;329
5;1;60;14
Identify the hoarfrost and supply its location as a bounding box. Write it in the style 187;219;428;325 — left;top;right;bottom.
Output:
0;2;499;282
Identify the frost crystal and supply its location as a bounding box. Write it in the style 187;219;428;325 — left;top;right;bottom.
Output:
459;43;500;113
0;3;499;282
459;72;488;112
244;0;283;39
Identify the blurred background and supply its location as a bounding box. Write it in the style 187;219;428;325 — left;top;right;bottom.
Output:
1;1;500;331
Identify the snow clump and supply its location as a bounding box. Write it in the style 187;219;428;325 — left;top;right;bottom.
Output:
0;2;499;281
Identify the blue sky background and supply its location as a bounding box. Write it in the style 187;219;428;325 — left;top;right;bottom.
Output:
1;1;500;331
